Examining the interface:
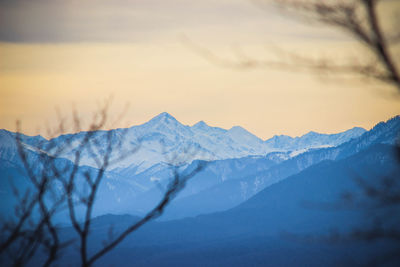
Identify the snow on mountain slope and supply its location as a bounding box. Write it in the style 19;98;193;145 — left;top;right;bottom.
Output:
160;116;399;220
236;115;400;202
1;112;367;174
53;113;367;172
0;129;48;164
0;115;397;220
264;127;367;151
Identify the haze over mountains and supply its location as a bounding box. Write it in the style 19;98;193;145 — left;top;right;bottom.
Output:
0;114;397;219
68;144;397;267
1;114;399;266
1;112;366;172
0;113;367;216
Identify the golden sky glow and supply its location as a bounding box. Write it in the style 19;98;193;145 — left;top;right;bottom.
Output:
1;0;399;139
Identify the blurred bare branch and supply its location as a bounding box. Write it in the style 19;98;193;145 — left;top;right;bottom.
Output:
262;0;400;89
184;0;400;91
0;102;206;267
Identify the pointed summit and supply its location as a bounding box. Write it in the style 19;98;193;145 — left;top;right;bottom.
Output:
147;112;179;125
192;120;209;130
153;112;176;121
227;126;263;144
139;112;189;135
229;125;247;132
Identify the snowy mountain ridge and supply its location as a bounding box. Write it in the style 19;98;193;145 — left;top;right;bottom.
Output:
47;112;368;172
0;112;367;173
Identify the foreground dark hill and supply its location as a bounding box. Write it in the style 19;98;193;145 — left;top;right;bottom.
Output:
51;144;400;266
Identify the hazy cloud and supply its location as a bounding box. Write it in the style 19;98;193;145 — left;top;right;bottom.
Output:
0;0;344;43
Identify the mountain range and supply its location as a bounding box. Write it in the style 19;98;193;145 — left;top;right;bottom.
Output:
1;114;399;266
1;112;366;173
0;113;373;219
36;142;400;266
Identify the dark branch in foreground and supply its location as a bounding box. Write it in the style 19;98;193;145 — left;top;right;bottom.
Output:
0;102;207;267
184;0;400;91
86;161;206;266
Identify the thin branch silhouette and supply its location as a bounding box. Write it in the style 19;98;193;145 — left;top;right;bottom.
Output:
0;102;207;267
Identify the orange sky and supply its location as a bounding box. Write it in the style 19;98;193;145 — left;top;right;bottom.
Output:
1;0;399;139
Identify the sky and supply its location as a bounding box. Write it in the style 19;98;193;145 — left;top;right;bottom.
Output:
1;0;400;139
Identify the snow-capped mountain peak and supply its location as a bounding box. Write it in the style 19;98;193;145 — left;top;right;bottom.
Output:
142;112;181;129
1;113;374;174
264;126;367;151
192;120;209;130
227;126;263;147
